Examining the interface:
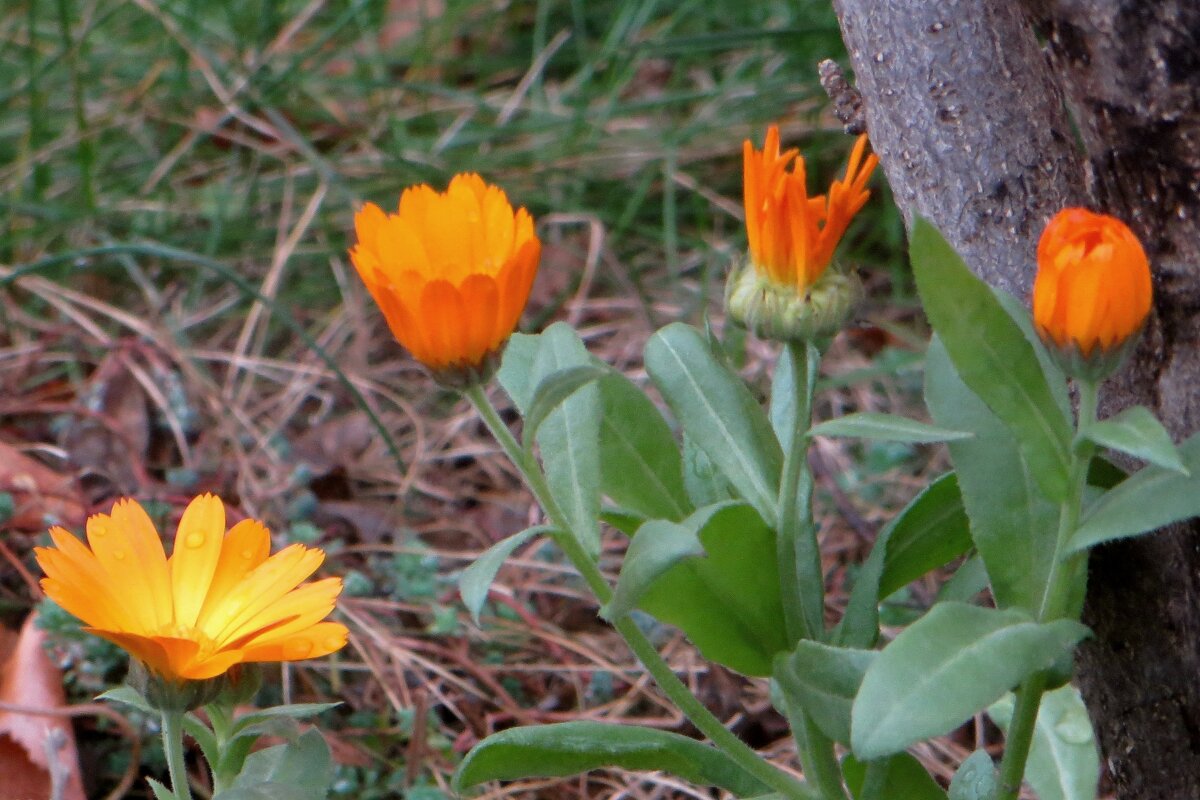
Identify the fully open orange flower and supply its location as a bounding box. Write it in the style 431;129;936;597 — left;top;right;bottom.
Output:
35;495;347;682
350;173;540;375
743;125;877;291
1033;208;1152;357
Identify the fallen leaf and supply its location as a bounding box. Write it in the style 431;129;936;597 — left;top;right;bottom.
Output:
0;614;86;800
0;442;85;531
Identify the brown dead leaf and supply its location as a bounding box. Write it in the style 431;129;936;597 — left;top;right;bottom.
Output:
292;411;375;477
58;355;150;493
0;442;85;531
0;614;86;800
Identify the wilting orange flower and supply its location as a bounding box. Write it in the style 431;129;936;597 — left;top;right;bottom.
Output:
349;173;540;374
1033;208;1152;357
35;495;347;682
743;125;877;291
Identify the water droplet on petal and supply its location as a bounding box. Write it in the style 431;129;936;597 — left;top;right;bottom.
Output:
284;640;313;658
112;550;126;561
240;548;255;560
324;635;344;650
185;532;206;548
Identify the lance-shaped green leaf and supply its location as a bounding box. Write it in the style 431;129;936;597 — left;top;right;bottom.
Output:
682;433;735;508
459;526;556;623
522;364;613;451
531;323;602;557
948;750;998;800
597;371;692;521
609;502;787;676
925;337;1060;611
851;603;1089;760
911;217;1072;501
453;721;772;797
497;332;542;414
774;642;876;745
808;413;971;444
646;323;783;525
1083;405;1189;475
989;686;1100;800
217;729;332;800
1069;432;1200;552
842;753;947;800
835;472;972;648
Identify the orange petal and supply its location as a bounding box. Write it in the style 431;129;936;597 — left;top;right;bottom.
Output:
169;494;226;629
239;621;349;664
221;577;343;647
204;544;325;644
195;518;272;638
86;510;159;633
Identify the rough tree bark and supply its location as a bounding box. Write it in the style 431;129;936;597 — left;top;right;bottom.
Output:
828;2;1200;798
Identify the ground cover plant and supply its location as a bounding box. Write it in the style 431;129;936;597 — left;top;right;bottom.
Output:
3;1;1197;799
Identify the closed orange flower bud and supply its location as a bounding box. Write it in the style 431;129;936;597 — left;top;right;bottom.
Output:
1033;208;1151;376
350;173;540;383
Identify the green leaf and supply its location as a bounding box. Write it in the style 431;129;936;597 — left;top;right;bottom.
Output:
774;642;876;745
948;750;998;800
633;502;789;676
227;729;332;800
522;364;613;450
459;526;555;624
808;413;971;444
878;473;973;600
925;336;1060;610
184;713;220;768
842;753;946;800
646;323;783;525
496;332;542;414
1069;432;1200;552
835;472;972;648
452;721;771;797
851;603;1089;760
597;371;692;521
936;556;989;604
228;703;341;737
1085;405;1189;475
606;519;706;618
147;778;176;800
532;323;603;557
97;686;155;715
911;217;1072;501
989;686;1099;800
681;433;735;508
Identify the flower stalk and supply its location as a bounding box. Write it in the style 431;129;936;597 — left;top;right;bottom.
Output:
161;710;193;800
464;383;814;800
997;378;1098;800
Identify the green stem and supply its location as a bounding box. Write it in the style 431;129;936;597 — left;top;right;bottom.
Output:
997;379;1099;800
465;383;813;800
161;710;193;800
996;672;1049;800
776;341;824;644
785;698;849;800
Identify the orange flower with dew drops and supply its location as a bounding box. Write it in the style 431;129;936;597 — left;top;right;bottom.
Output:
1033;208;1152;363
35;494;347;682
349;173;540;380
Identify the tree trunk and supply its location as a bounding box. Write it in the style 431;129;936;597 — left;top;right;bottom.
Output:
828;1;1200;797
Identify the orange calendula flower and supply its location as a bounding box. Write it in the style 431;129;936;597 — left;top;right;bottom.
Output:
349;173;540;381
35;494;347;682
1033;208;1152;370
743;125;877;290
728;126;877;342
